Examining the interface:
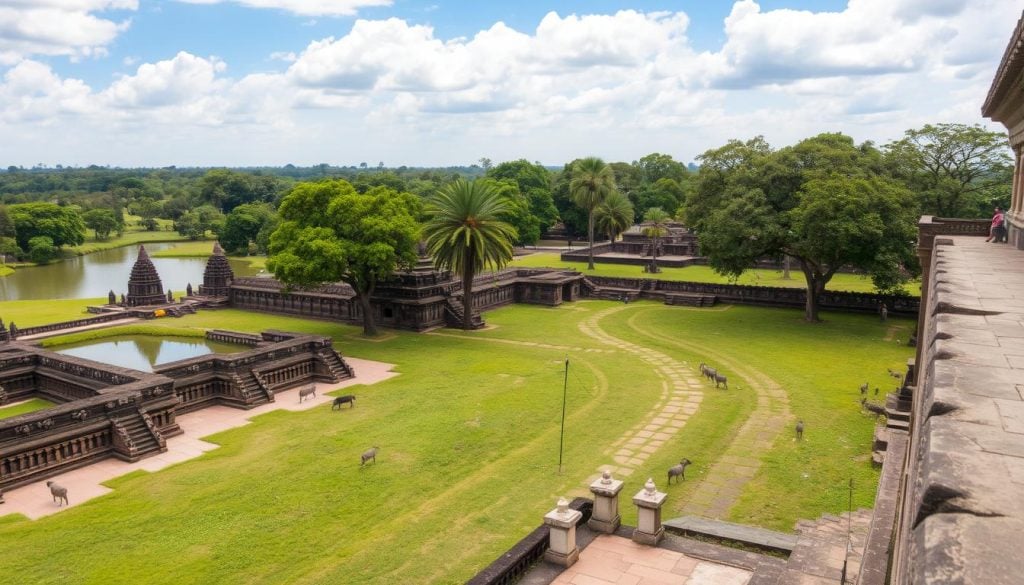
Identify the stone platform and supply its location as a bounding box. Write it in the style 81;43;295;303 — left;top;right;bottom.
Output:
0;357;396;519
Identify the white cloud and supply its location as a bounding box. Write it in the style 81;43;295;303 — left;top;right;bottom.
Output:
0;0;135;61
707;0;1020;88
0;2;1017;167
174;0;391;17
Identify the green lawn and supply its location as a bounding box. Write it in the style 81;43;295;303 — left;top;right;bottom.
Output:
510;252;921;295
63;229;190;257
151;241;268;271
0;301;912;584
1;297;106;327
0;398;55;420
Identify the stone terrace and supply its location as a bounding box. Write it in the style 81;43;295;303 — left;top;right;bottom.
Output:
889;236;1024;584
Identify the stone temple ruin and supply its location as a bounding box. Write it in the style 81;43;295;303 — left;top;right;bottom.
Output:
125;245;167;307
0;330;353;491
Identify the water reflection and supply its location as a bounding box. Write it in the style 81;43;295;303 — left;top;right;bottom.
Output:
54;335;246;372
0;242;259;301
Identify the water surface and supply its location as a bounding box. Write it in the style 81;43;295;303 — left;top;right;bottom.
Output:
54;335;246;372
0;242;259;301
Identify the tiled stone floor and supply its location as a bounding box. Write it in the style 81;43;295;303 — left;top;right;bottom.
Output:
551;534;752;585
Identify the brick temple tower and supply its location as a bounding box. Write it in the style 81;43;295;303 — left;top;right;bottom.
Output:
199;241;234;298
125;245;167;307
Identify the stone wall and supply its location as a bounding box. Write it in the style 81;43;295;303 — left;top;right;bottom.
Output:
583;276;920;316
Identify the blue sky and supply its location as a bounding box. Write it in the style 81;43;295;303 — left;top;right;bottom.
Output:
0;0;1017;167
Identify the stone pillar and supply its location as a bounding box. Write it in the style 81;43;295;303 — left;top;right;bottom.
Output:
588;470;624;533
543;497;582;567
632;478;667;546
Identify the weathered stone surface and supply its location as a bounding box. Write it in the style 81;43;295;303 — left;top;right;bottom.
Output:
891;237;1024;584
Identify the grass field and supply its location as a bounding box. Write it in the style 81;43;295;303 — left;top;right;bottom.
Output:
150;241;268;270
0;398;55;420
510;252;922;295
0;300;913;584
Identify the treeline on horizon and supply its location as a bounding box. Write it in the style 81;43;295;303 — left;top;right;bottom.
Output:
0;123;1012;267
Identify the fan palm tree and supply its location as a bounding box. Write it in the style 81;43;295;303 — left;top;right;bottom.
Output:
594;192;634;244
422;179;518;330
570;157;616;269
642;207;670;273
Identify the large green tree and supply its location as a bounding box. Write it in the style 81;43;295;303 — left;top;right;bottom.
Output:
570;157;616;269
594;191;634;244
8;202;86;250
885;123;1012;217
82;208;119;240
422;179;517;330
486;159;559;237
268;180;419;336
219;202;277;255
689;133;918;321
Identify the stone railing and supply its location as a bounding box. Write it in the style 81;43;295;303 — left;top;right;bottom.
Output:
8;311;139;340
205;330;262;346
918;215;990;240
464;498;593;585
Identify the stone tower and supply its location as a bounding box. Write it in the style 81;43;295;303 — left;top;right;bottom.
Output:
126;245;167;307
200;242;234;297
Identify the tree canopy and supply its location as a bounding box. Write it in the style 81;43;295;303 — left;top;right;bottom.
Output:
8;202;86;250
268;180;420;336
884;123;1012;217
570;157;616;269
422;179;517;330
687;133;918;321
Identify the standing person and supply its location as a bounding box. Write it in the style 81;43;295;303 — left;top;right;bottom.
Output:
987;207;1005;243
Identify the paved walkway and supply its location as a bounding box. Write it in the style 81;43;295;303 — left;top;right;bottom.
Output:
576;306;706;482
552;534;752;585
619;310;791;519
0;357;397;520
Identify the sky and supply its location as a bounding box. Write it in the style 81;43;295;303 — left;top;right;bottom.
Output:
0;0;1019;168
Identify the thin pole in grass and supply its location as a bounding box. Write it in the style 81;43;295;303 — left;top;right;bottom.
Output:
558;356;569;475
841;478;853;584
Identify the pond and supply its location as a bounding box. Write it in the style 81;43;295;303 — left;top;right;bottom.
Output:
0;242;260;301
54;335;247;372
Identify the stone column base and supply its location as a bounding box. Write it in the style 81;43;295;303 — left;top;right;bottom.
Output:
588;514;621;534
632;525;664;546
544;547;580;568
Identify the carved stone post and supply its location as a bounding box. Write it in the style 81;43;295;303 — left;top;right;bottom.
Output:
632;478;667;545
543;497;582;567
588;470;624;533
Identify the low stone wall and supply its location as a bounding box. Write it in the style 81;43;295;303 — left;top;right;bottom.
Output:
584;275;920;316
465;498;593;585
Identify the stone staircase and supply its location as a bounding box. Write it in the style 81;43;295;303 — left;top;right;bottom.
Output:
231;371;272;407
444;297;485;329
664;292;717;307
111;410;166;461
316;347;355;381
782;509;873;583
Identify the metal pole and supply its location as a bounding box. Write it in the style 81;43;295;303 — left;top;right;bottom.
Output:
841;478;853;584
558;356;569;474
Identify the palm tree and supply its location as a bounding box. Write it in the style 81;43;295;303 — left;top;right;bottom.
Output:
423;179;518;330
570;157;616;269
594;192;634;244
642;207;670;273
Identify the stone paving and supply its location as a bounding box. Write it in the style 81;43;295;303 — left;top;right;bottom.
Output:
618;313;791;519
0;357;397;519
16;317;141;341
576;306;706;483
551;534;752;585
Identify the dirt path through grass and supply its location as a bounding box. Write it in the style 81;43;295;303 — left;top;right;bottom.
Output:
576;306;706;483
623;308;792;519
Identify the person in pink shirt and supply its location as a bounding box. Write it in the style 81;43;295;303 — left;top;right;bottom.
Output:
987;207;1005;242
